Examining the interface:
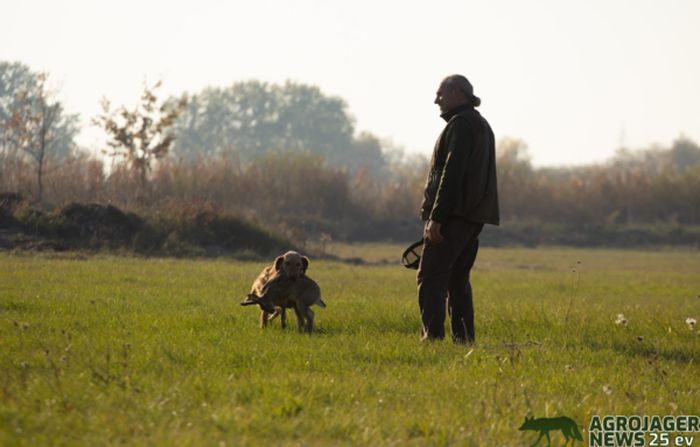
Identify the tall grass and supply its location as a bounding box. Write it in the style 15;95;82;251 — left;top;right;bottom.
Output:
4;138;700;245
1;248;699;446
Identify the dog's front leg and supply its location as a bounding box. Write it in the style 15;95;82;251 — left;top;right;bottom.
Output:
293;304;305;333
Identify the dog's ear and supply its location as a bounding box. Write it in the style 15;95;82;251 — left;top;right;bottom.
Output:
274;255;284;271
301;256;309;273
240;294;259;306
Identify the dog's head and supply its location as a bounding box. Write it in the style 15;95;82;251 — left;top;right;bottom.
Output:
240;293;276;314
274;251;309;279
518;416;536;431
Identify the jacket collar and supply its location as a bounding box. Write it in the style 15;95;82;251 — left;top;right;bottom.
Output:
440;103;473;122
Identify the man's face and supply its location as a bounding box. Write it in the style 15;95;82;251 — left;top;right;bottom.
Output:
434;81;464;114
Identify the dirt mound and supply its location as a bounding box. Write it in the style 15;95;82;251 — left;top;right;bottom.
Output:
57;203;143;243
0;192;24;210
0;207;19;229
0;193;22;229
0;198;294;256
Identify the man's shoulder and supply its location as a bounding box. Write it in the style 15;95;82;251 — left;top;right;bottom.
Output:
452;109;492;135
453;108;486;122
447;109;483;132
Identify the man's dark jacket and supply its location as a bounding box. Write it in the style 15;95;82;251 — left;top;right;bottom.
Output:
420;104;499;225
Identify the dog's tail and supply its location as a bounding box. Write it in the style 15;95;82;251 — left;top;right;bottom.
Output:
316;298;327;308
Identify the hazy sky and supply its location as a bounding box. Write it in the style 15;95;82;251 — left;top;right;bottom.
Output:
3;0;699;166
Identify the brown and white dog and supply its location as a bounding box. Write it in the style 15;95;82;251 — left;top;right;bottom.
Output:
244;251;309;328
242;273;326;333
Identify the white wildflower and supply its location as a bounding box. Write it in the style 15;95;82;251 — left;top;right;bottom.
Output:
615;314;628;327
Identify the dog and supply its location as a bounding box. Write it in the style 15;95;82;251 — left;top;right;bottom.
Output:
241;273;326;333
519;416;583;446
247;251;309;328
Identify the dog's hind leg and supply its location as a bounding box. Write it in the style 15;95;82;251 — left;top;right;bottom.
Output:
293;304;305;333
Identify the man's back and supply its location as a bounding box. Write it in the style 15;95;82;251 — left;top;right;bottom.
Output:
454;108;499;225
420;105;499;225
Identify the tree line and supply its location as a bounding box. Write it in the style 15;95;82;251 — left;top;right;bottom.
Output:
1;61;699;246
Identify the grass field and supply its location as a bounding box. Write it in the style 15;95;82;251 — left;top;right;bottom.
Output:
1;247;699;446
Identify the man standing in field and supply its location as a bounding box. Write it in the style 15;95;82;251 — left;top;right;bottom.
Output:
418;74;499;343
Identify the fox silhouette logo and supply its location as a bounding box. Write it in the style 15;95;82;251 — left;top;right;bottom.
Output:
519;416;583;446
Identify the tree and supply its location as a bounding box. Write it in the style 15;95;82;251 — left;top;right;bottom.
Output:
668;136;700;172
3;71;78;202
496;138;534;220
169;80;386;172
93;81;186;197
1;61;78;161
1;62;78;198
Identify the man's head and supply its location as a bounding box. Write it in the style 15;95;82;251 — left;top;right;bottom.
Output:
434;75;481;114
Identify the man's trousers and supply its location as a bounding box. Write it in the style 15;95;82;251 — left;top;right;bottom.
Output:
417;218;483;342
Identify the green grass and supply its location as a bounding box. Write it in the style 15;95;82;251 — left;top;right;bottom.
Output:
1;247;699;446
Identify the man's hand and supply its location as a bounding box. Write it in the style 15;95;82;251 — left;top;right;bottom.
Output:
424;220;444;244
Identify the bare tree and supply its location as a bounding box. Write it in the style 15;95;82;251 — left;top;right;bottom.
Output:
1;62;37;185
93;81;186;199
5;73;68;202
1;63;79;196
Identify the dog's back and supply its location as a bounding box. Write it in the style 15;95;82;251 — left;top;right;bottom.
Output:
258;274;326;333
250;265;275;296
249;265;296;328
262;274;325;309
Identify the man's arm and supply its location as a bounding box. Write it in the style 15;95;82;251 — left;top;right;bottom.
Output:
429;118;472;224
424;220;443;243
